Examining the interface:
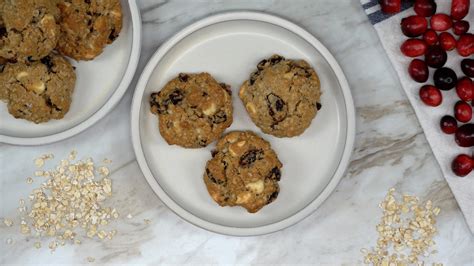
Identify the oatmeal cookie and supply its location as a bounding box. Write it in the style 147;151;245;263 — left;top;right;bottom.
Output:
57;0;122;60
239;54;322;137
0;53;76;123
204;131;282;213
0;0;60;62
149;73;233;148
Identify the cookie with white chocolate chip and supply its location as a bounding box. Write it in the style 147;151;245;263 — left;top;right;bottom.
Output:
0;54;76;123
149;72;233;148
239;54;322;137
204;131;282;213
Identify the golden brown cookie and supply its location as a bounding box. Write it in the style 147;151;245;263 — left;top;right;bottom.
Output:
204;131;282;213
149;73;233;148
57;0;122;61
0;54;76;123
239;54;322;137
0;0;60;62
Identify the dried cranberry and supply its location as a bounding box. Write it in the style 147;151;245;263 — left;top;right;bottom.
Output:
239;149;264;167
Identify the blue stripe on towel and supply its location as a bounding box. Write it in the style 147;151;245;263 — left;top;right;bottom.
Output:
363;0;413;25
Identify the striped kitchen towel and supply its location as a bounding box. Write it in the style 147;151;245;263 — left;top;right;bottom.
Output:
361;0;474;234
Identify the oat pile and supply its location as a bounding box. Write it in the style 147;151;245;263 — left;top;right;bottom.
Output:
2;151;118;252
362;188;442;265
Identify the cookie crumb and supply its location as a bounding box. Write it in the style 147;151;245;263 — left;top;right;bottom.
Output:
26;177;34;184
144;219;151;225
5;238;13;245
34;242;41;249
126;213;133;219
87;257;95;263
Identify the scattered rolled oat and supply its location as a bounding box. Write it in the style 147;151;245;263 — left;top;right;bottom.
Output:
144;219;151;225
87;257;95;263
3;218;13;227
362;188;442;265
26;177;34;184
10;151;119;252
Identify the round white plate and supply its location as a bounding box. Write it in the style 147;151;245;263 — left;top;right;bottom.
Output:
131;12;355;236
0;0;141;145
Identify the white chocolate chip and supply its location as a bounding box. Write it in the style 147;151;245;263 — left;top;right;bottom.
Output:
16;71;28;80
245;102;256;114
246;180;264;194
202;102;217;116
236;192;251;204
31;82;45;94
229;141;246;157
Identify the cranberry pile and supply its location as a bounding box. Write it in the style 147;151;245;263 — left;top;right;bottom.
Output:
397;0;474;176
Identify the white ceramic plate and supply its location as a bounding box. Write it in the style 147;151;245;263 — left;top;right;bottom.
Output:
0;0;141;145
131;12;355;236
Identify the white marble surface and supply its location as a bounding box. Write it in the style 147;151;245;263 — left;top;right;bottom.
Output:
1;0;474;264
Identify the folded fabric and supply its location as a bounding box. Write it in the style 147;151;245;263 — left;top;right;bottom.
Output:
361;0;474;233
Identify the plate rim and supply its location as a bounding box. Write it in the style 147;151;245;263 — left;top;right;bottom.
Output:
0;1;142;146
131;11;355;236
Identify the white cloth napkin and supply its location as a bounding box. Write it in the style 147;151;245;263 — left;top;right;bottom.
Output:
361;0;474;233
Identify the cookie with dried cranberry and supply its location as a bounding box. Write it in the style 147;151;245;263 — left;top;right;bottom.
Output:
239;54;322;137
57;0;122;60
0;0;60;62
204;131;282;213
149;73;233;148
0;54;76;123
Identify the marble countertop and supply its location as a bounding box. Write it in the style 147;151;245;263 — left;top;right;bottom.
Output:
1;0;473;264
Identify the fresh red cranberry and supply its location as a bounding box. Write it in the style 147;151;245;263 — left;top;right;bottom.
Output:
401;15;428;37
456;34;474;57
414;0;437;17
454;101;472;123
430;13;452;31
425;45;447;68
451;0;470;20
456;124;474;147
461;59;474;77
434;67;457;90
423;30;438;46
439;32;456;51
380;0;401;14
419;85;442;106
401;39;427;57
456;77;474;101
440;115;458;134
453;20;470;36
452;154;473;177
408;59;429;83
